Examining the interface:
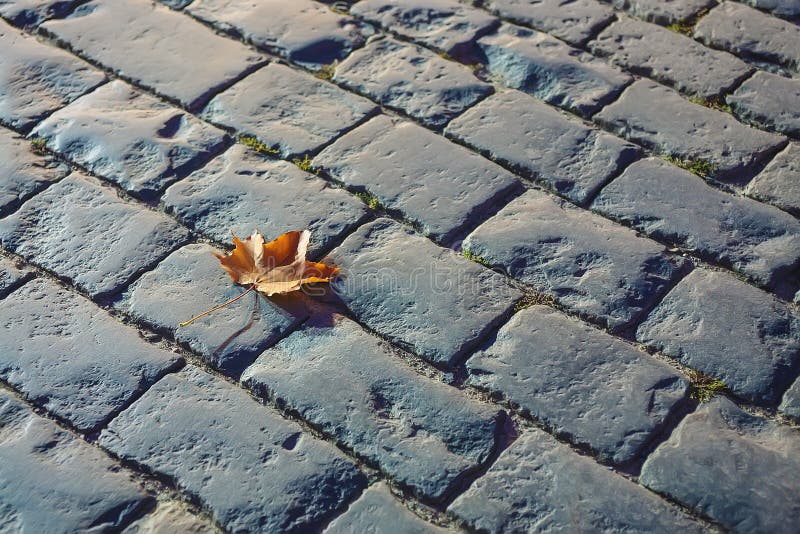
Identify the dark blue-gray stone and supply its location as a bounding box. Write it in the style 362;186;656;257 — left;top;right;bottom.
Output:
119;243;306;377
201;63;377;159
740;0;800;19
445;89;640;204
594;81;786;180
728;70;800;138
314;114;520;243
780;375;800;420
163;144;368;258
0;277;182;431
468;305;688;464
0;0;81;26
0;256;33;299
0;389;150;533
636;268;800;405
32;80;228;200
591;157;800;293
325;218;522;368
41;0;263;109
610;0;715;24
746;142;800;217
486;0;614;45
0;19;104;131
333;36;493;128
476;23;631;117
243;313;502;500
448;429;704;533
99;366;366;532
464;189;685;331
641;397;800;533
0;173;190;298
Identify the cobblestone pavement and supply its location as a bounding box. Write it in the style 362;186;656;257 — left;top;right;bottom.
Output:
1;0;799;532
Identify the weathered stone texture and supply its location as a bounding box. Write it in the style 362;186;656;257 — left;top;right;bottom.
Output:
33;80;228;199
641;397;800;532
609;0;715;24
741;0;800;19
100;366;366;532
201;63;377;158
637;268;800;405
487;0;614;45
0;173;190;298
123;501;216;534
243;313;502;500
728;70;800;138
314;115;520;243
0;389;150;533
0;256;33;299
0;0;80;27
746;142;800;217
780;375;800;420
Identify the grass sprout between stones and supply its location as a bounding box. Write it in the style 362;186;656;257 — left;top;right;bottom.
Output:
239;135;280;156
315;61;338;81
30;138;48;155
292;154;314;172
688;95;732;114
354;191;382;210
662;155;715;178
462;249;491;267
687;369;728;402
514;292;558;312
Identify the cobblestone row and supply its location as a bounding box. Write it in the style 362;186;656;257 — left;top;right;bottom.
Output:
1;0;800;531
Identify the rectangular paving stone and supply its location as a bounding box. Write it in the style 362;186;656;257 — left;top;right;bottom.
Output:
468;306;688;464
0;19;104;131
741;0;800;19
0;389;150;532
0;173;190;298
477;23;631;117
591;157;800;293
0;125;67;217
325;218;522;368
641;397;800;532
201;63;377;158
590;16;752;98
32;80;228;200
695;2;800;71
445;90;640;204
637;268;800;405
0;0;80;27
314;115;520;243
41;0;264;110
333;36;493;128
464;190;686;331
746;143;800;217
188;0;366;69
119;243;306;377
0;277;182;431
243;313;503;501
324;483;447;534
728;70;800;138
0;256;32;299
594;80;787;179
351;0;499;58
164;144;368;257
100;366;366;532
448;429;703;533
486;0;615;46
608;0;715;24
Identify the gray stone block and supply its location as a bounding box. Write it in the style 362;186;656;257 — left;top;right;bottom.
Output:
741;0;800;19
123;501;215;534
0;173;190;298
746;142;800;217
464;190;685;330
333;37;493;128
487;0;614;45
201;63;376;158
0;389;149;532
0;0;80;26
32;80;228;200
468;306;688;464
591;157;800;293
590;16;752;98
100;366;366;532
314;115;520;243
188;0;366;69
120;243;306;377
477;23;631;117
637;268;800;405
325;218;522;368
779;375;800;420
594;80;786;179
243;313;502;500
352;0;498;58
694;2;800;71
0;256;33;299
0;19;104;131
0;126;67;217
728;70;800;138
610;0;715;24
445;89;640;204
641;397;800;532
164;144;367;257
0;277;182;431
324;483;447;534
41;0;263;109
448;429;703;533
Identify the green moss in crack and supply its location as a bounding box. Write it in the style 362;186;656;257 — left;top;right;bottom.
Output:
663;155;715;178
315;61;338;82
354;191;382;210
30;138;48;155
462;249;491;267
239;135;280;156
688;95;732;114
687;369;728;402
292;154;314;172
513;292;558;312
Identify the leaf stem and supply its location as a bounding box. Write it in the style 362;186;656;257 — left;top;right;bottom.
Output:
179;284;256;327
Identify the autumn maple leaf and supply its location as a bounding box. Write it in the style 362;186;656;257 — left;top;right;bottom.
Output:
179;229;338;327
